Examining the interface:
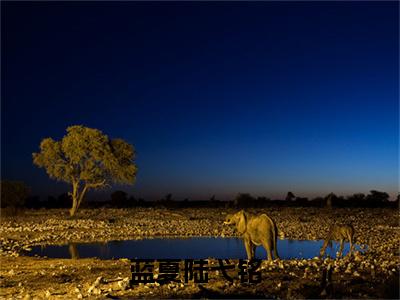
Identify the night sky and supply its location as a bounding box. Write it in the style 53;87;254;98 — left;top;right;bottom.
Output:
2;2;398;200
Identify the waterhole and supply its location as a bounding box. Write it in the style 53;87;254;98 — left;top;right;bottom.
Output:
26;237;363;259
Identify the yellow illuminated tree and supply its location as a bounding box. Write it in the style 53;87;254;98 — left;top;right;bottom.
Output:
33;125;137;216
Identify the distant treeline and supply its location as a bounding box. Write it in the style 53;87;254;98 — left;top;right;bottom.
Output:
2;181;398;210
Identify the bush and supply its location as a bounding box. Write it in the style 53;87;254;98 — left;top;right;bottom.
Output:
1;181;29;215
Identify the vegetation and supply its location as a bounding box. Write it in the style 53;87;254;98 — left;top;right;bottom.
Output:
285;191;295;202
15;189;398;210
0;181;29;212
32;125;137;216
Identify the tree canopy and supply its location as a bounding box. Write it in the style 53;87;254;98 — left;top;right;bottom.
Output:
33;125;137;216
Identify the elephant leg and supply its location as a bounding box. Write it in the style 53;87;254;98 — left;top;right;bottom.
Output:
251;244;257;260
348;234;354;255
262;240;273;261
338;239;344;258
244;237;253;261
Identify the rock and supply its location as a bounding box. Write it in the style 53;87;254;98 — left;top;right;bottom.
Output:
117;277;130;291
90;287;101;295
88;276;103;294
93;276;103;286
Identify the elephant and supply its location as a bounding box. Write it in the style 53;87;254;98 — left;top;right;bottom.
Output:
223;210;279;261
319;224;354;258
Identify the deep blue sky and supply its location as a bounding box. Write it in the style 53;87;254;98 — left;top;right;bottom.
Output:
2;2;398;200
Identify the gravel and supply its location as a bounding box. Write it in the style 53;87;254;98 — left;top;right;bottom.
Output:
0;207;398;298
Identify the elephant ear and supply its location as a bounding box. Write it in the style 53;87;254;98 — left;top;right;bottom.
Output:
237;210;247;234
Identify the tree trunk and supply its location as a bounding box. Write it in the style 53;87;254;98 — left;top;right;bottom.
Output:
70;195;79;217
326;195;332;209
69;181;79;217
69;180;104;216
69;182;89;217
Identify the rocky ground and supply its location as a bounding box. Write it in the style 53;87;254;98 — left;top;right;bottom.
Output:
0;207;399;299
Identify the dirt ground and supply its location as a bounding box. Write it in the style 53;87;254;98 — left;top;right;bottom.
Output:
0;207;399;299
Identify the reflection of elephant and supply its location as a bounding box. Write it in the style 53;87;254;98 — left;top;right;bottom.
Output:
68;243;80;259
224;210;279;261
319;224;354;258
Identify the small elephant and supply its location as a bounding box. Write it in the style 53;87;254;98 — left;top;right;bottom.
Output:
319;224;354;258
224;210;279;261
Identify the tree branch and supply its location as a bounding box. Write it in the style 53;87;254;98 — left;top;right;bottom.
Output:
77;184;88;208
86;179;107;189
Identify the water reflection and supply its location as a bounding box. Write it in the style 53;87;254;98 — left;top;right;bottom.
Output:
28;237;363;260
68;243;79;259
